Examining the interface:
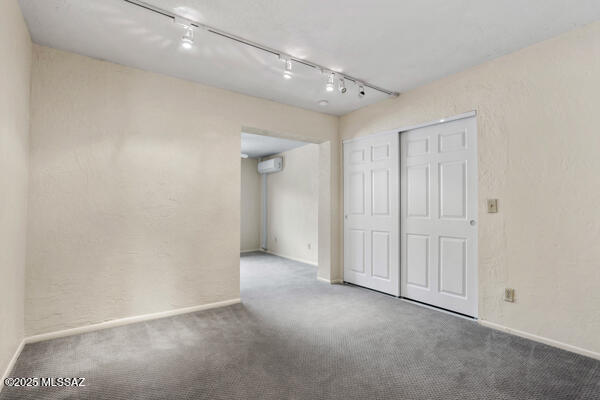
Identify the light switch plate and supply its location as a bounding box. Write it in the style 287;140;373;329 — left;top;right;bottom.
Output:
487;199;498;213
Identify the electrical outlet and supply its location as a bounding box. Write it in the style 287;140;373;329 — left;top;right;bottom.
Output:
487;199;498;213
504;288;515;302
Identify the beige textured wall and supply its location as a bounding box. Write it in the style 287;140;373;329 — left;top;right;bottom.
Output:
266;144;319;264
340;21;600;354
27;45;338;335
240;158;261;252
0;0;31;378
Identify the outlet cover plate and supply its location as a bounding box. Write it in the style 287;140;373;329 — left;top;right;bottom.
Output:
487;199;498;213
504;288;515;302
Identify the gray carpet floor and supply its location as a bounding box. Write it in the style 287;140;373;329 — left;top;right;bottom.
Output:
2;251;599;399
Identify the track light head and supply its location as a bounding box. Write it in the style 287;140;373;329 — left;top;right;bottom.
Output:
338;77;347;94
279;54;293;79
357;82;366;98
283;59;293;79
181;26;194;49
326;72;335;92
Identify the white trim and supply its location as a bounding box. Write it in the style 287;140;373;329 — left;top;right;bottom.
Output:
342;110;477;144
25;298;241;344
342;128;403;144
0;339;26;392
479;319;600;360
240;249;261;254
397;110;477;133
317;276;343;284
264;250;318;266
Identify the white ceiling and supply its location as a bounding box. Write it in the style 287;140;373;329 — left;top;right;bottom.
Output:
19;0;600;116
241;133;309;159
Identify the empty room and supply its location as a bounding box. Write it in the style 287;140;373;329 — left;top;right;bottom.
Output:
1;0;599;399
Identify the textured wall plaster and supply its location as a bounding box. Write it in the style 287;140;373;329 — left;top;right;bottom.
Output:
0;0;31;378
266;144;319;264
340;21;600;354
26;45;338;335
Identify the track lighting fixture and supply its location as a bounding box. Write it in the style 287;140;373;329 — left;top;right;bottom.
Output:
181;26;194;49
326;72;335;92
357;82;366;98
279;54;293;79
127;0;399;98
283;59;293;80
338;77;347;94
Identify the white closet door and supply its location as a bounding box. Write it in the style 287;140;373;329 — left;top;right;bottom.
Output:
343;132;399;296
401;117;478;317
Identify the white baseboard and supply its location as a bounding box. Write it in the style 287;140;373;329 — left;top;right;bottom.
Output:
317;276;343;284
25;298;241;344
479;319;600;360
240;249;261;254
264;250;318;266
1;339;25;392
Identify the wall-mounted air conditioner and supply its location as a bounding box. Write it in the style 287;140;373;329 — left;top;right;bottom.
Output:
258;157;282;174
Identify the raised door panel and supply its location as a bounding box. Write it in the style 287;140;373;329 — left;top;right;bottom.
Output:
439;236;467;297
371;169;390;216
439;161;466;219
406;234;429;288
407;138;429;156
349;230;366;274
407;164;429;218
371;231;390;279
372;144;390;161
349;172;365;215
439;130;466;153
349;149;366;164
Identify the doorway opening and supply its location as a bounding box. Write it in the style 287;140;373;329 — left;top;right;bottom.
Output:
240;131;318;264
240;129;333;293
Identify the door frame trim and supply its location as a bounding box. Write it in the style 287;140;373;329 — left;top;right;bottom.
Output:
342;110;477;144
